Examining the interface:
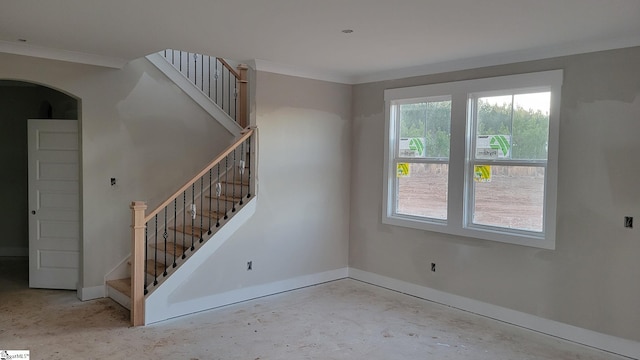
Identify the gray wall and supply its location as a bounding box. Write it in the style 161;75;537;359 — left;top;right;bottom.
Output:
170;71;351;300
350;46;640;341
0;53;235;290
1;44;637;344
0;84;77;255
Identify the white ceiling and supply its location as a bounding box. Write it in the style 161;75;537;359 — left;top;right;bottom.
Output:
1;0;639;84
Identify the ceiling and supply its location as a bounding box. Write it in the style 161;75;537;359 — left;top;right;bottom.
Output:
1;0;639;84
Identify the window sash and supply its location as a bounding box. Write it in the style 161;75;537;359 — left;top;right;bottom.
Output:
467;90;551;163
464;163;547;234
392;97;452;161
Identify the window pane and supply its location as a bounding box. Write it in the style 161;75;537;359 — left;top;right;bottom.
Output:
475;92;550;160
476;95;512;159
399;103;425;139
397;163;448;220
472;166;544;231
512;92;550;160
399;100;451;158
425;101;451;158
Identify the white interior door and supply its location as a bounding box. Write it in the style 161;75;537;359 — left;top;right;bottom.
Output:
28;119;80;290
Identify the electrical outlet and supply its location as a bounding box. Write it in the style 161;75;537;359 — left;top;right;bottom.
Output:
624;216;633;228
431;263;436;272
247;261;253;271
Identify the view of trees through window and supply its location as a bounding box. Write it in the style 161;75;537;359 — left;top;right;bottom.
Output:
395;92;550;231
399;100;451;158
476;92;550;160
398;93;550;160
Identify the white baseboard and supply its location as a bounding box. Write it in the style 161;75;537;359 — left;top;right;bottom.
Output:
349;268;639;360
78;285;105;301
0;247;28;256
146;267;349;325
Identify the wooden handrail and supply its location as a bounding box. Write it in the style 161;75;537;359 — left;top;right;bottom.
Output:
217;58;241;79
144;128;254;222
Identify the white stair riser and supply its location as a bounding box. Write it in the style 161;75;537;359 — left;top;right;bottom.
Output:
107;285;131;310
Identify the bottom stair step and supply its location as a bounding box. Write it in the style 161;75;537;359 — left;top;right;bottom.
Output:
107;278;131;297
106;278;131;310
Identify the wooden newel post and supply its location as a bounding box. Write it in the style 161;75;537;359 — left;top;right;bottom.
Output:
237;64;249;129
130;201;147;326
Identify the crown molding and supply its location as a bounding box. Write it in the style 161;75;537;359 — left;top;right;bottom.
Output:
0;40;127;69
2;35;638;84
252;59;354;84
354;36;640;84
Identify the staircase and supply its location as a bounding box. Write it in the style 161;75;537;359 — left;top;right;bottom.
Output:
158;49;247;127
146;50;248;136
105;50;256;326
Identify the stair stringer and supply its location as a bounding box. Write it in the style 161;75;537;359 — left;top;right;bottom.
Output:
146;52;242;137
145;196;257;324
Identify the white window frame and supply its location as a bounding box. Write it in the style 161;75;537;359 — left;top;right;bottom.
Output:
383;70;562;249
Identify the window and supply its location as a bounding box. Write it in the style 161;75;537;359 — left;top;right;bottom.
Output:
393;97;451;221
383;70;562;249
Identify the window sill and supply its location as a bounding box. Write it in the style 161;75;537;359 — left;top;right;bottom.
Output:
383;214;555;250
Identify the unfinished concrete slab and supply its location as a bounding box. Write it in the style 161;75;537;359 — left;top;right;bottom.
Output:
0;257;626;359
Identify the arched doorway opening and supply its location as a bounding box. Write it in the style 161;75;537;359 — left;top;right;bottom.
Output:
0;80;80;291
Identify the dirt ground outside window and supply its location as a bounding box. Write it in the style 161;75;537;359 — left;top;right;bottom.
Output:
397;165;544;231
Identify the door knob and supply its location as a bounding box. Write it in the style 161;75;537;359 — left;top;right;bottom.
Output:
31;210;36;215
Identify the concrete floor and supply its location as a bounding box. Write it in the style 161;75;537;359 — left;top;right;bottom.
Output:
0;257;627;360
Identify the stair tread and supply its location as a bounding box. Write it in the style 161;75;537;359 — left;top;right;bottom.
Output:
107;278;131;297
150;241;189;256
145;259;168;277
219;179;250;186
198;210;224;219
206;194;244;202
169;225;207;236
127;258;170;276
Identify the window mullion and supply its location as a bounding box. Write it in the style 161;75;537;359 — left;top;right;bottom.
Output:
465;95;480;229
